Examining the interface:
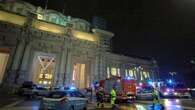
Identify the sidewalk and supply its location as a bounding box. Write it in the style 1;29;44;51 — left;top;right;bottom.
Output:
0;88;23;108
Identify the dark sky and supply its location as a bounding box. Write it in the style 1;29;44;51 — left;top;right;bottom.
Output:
23;0;195;83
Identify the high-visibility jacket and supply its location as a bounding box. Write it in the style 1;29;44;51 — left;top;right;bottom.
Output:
152;89;160;104
152;89;158;96
110;89;116;105
111;89;116;98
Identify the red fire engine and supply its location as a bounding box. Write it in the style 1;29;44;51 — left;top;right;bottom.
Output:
99;76;136;103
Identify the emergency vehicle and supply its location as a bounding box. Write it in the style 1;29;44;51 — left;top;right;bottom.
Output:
99;76;136;103
160;83;191;98
136;82;154;100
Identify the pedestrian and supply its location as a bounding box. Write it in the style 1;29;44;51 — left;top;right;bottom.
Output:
110;86;117;109
96;87;104;108
151;87;164;110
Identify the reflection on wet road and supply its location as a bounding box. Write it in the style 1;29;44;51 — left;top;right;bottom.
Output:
118;99;195;110
0;99;195;110
120;104;147;110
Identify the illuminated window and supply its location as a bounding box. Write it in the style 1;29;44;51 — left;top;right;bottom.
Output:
72;63;87;89
133;70;137;79
43;81;48;85
48;81;51;85
143;71;147;79
147;72;150;79
39;74;43;79
140;71;144;81
111;68;117;76
129;69;133;77
125;69;128;77
107;67;110;78
117;68;120;77
72;65;76;81
35;56;55;87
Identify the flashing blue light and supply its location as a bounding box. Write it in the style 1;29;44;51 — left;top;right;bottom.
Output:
148;81;153;85
168;79;173;84
69;86;76;90
157;82;161;87
126;76;134;80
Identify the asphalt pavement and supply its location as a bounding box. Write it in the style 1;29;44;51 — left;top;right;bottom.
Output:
0;99;195;110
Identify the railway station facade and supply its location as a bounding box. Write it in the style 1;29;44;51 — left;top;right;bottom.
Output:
0;1;159;89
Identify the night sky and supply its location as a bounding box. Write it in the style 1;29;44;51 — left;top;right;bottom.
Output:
23;0;195;85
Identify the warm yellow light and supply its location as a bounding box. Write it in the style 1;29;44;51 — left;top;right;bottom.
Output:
0;10;27;26
111;68;117;76
39;81;42;84
43;81;47;85
44;74;48;79
39;74;43;78
0;53;9;84
49;74;52;79
72;30;97;42
37;14;43;20
32;20;65;34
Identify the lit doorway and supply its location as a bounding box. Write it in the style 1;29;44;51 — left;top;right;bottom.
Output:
0;52;9;84
72;63;87;89
32;55;55;87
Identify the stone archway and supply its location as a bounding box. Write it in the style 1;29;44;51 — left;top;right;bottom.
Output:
71;56;91;89
31;53;56;87
72;63;86;89
0;48;10;84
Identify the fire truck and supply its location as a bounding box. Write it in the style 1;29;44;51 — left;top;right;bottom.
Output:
99;76;136;103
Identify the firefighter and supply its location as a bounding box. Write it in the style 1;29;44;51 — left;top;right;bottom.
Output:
110;86;117;108
151;87;164;110
96;87;104;108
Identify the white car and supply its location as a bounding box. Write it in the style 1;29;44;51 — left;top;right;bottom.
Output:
39;90;87;110
136;90;153;100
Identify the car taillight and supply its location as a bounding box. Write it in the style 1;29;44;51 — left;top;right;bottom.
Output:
60;97;68;104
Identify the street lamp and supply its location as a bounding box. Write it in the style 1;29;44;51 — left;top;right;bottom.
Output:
169;72;177;88
169;72;177;80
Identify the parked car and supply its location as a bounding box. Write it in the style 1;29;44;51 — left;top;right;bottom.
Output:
17;81;50;98
39;89;87;110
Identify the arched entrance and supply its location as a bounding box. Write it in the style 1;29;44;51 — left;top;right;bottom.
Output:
72;63;86;89
0;48;10;84
31;55;56;87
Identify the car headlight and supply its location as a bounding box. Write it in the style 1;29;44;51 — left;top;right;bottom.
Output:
164;92;168;95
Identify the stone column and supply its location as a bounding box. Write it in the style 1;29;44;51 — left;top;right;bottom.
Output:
93;55;99;82
17;43;31;84
11;41;25;70
51;53;58;87
65;48;72;86
6;40;25;84
58;49;66;86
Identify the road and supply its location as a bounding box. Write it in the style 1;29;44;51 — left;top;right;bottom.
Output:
0;99;195;110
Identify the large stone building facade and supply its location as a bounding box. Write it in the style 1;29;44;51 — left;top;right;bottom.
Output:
0;1;159;89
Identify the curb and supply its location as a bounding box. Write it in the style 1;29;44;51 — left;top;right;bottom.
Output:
1;99;25;108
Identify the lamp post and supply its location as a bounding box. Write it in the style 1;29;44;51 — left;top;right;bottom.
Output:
169;72;177;81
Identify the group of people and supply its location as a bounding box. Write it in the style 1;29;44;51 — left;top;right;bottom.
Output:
95;83;164;109
96;86;117;108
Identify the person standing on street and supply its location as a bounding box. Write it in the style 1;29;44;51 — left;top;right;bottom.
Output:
96;87;104;108
151;86;164;110
110;86;117;108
